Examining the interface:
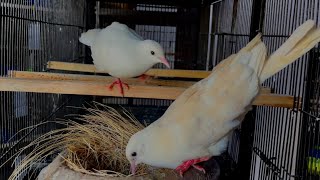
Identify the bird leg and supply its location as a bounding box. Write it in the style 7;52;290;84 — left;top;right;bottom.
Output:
108;78;129;96
138;74;151;81
175;157;210;177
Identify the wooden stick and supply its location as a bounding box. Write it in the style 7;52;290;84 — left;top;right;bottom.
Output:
8;71;195;88
0;77;297;108
47;61;210;78
0;77;184;100
8;71;272;93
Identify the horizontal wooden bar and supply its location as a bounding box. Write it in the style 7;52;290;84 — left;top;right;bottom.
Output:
0;77;296;108
8;71;272;93
0;77;184;100
47;61;210;79
8;71;195;88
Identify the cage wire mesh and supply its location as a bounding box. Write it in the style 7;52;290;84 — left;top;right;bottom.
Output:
0;0;86;179
204;0;253;166
300;43;320;180
201;0;320;179
248;0;320;180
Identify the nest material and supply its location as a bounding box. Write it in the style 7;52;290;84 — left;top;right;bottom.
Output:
4;102;172;180
63;103;147;176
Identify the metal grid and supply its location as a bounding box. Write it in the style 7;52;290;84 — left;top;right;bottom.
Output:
205;0;253;166
0;0;86;179
249;0;320;179
206;0;252;69
299;46;320;180
204;0;320;179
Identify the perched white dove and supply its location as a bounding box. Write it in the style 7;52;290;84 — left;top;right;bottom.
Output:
79;22;170;96
126;20;320;176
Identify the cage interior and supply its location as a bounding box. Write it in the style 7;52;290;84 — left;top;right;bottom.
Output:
1;0;320;179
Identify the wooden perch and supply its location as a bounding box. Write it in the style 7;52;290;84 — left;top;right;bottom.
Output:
8;71;272;94
0;77;297;108
8;71;196;88
47;61;210;78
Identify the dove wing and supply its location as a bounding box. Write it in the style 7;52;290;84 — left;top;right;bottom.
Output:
153;37;266;156
108;22;144;40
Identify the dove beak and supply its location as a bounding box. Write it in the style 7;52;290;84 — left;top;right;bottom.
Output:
130;161;136;175
159;57;170;68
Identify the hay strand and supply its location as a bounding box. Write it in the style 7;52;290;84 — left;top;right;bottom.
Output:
4;102;159;180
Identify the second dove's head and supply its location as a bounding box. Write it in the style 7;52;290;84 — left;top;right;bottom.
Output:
139;40;170;68
125;131;145;175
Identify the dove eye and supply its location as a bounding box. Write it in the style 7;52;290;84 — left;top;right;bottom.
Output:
151;51;155;55
131;152;137;157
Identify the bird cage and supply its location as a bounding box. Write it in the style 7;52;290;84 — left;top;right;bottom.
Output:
0;0;320;179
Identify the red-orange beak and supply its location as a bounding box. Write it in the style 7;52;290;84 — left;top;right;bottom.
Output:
159;57;170;68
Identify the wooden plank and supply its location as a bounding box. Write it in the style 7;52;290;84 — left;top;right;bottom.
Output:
260;87;271;94
47;61;99;73
146;69;210;79
0;77;184;100
0;77;297;108
254;94;296;108
47;61;210;79
9;71;272;93
8;71;195;88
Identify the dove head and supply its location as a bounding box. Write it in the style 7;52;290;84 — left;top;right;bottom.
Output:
126;131;146;175
139;40;170;68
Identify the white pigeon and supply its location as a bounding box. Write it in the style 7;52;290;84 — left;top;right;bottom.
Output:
125;20;320;176
79;22;170;96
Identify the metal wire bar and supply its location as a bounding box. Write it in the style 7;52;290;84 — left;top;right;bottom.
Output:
247;0;320;179
1;14;84;28
0;96;72;163
0;0;86;179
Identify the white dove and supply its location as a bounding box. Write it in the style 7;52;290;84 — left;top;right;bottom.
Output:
125;20;320;176
79;22;170;96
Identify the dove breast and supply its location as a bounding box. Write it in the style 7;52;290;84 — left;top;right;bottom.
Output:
90;32;148;77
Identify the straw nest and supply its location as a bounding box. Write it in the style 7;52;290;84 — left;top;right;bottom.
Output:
3;102;171;180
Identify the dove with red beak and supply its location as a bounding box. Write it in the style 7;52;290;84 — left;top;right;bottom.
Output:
79;22;170;96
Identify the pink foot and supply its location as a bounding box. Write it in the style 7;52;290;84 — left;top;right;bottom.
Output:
175;157;210;177
138;74;151;81
108;78;129;96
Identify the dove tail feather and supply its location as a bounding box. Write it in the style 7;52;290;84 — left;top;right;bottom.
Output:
259;20;320;83
79;29;101;47
234;33;267;77
248;42;267;77
239;33;262;53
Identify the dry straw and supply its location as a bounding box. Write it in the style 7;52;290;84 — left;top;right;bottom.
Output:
3;102;160;179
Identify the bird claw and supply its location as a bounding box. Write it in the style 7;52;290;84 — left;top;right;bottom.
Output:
192;164;206;173
138;74;151;81
175;157;210;177
108;78;129;96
